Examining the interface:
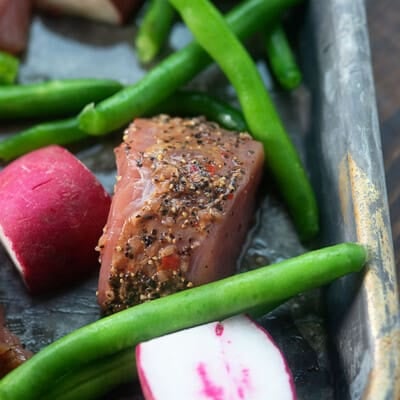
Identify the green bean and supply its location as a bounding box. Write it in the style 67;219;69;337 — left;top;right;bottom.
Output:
135;0;175;64
0;243;367;400
42;349;136;400
78;0;301;135
0;51;19;85
0;118;89;162
149;90;247;131
169;0;317;241
265;23;302;90
0;79;123;120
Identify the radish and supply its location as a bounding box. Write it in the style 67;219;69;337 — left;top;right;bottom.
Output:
0;145;111;294
34;0;143;25
0;0;32;55
136;314;296;400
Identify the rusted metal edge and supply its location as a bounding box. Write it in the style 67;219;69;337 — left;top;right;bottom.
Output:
341;154;400;400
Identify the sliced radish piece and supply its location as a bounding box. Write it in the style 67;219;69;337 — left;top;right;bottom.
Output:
0;0;32;55
34;0;143;25
136;314;296;400
0;145;111;294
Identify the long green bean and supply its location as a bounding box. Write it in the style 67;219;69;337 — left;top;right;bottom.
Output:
41;349;136;400
0;243;367;399
0;79;123;120
265;23;302;90
0;118;88;161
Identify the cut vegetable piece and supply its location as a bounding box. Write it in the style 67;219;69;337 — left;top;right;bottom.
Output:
34;0;143;25
0;145;111;294
136;314;296;400
0;0;32;55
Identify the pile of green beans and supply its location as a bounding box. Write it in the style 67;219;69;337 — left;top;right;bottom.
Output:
0;91;245;162
169;0;318;241
0;243;367;400
0;118;87;162
78;0;301;135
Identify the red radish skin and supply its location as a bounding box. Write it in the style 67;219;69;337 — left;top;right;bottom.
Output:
0;145;111;294
136;315;296;400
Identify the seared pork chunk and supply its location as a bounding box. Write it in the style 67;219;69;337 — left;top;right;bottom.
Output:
98;116;264;314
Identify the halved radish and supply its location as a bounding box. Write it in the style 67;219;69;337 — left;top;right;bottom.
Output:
0;145;111;294
34;0;143;25
0;0;32;54
136;314;296;400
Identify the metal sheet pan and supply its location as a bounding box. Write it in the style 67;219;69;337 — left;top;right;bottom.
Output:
0;0;399;399
303;1;400;399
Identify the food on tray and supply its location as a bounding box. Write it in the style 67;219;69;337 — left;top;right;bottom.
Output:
0;0;375;398
0;307;32;379
97;115;264;314
136;314;296;400
0;145;111;294
76;0;290;136
0;0;32;54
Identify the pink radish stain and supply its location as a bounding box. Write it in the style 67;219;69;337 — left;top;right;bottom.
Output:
197;362;224;400
196;321;253;399
197;362;252;399
215;323;224;336
237;368;251;399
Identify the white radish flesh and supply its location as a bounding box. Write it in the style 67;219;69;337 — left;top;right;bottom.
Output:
0;145;111;294
136;314;296;400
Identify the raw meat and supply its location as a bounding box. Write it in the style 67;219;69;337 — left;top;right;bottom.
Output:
98;116;264;314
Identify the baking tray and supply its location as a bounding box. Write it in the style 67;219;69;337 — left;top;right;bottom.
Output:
0;0;399;399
